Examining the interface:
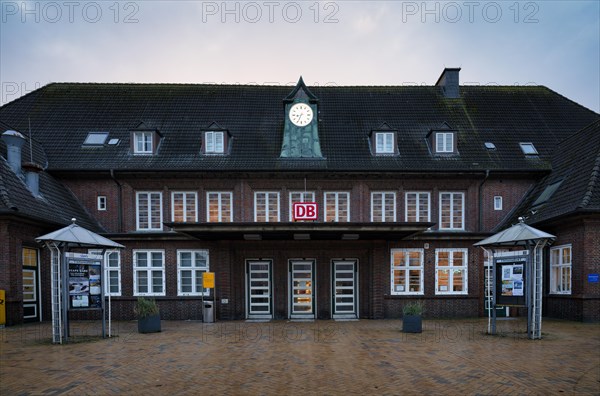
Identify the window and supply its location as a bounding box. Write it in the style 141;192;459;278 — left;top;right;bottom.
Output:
289;191;315;221
550;245;571;294
375;132;394;154
494;196;503;211
171;192;197;223
83;132;108;146
436;132;454;153
207;192;233;222
371;192;396;222
391;249;424;295
405;192;430;222
133;250;165;296
532;180;563;208
134;132;153;154
254;192;280;222
89;249;121;296
324;192;350;222
97;196;107;211
23;247;37;267
177;250;210;296
136;192;163;231
205;131;224;154
484;142;496;150
435;248;468;294
519;142;538;155
439;192;464;230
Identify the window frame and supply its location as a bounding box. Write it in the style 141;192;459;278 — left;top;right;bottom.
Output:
435;248;468;295
519;142;538;155
494;196;503;211
136;191;163;231
375;132;395;154
177;250;210;296
133;131;153;154
171;191;198;223
254;191;280;222
405;192;431;222
289;191;316;221
83;132;109;146
550;244;572;295
439;192;465;230
435;132;454;153
390;249;425;295
97;196;107;211
324;192;350;222
89;249;121;296
370;191;396;222
207;191;233;222
205;131;225;154
133;250;166;296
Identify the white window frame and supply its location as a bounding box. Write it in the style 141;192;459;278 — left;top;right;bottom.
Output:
254;191;280;222
550;244;572;295
133;250;166;296
391;249;424;295
405;192;431;222
289;191;316;221
134;131;153;154
207;192;233;222
177;250;210;296
324;192;350;222
171;192;198;223
136;192;163;231
371;192;396;222
439;192;465;230
436;132;454;153
97;196;107;211
494;196;503;211
375;132;394;154
89;249;121;296
205;131;225;154
435;248;468;295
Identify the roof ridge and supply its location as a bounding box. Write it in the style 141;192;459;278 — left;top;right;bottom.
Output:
579;146;600;208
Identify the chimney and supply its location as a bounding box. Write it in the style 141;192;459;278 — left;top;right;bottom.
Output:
1;130;26;174
22;162;43;196
435;67;461;99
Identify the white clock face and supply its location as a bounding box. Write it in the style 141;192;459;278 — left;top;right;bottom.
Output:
289;103;314;127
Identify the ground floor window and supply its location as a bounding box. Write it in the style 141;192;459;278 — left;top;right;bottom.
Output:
177;250;210;296
89;249;121;296
391;249;424;294
133;250;165;296
550;245;571;294
435;248;468;294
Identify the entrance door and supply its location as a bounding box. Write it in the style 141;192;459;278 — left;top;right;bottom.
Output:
22;248;40;322
332;260;358;319
484;250;508;317
246;260;273;319
289;260;315;319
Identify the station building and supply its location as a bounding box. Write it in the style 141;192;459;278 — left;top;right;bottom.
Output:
1;68;598;326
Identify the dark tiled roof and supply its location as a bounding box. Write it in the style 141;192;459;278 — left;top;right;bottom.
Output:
0;83;597;172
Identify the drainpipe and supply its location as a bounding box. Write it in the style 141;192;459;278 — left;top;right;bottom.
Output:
110;169;123;233
478;170;490;232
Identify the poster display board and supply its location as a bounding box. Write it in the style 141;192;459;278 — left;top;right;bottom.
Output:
495;254;527;306
65;252;103;310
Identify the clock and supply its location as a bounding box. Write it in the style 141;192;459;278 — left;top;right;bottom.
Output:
289;103;314;127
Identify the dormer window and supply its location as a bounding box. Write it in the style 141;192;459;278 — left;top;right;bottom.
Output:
205;131;224;154
375;132;395;154
520;142;538;155
134;131;153;154
436;132;454;153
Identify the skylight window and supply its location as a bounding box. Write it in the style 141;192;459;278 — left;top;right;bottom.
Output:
484;142;496;150
520;142;538;155
108;138;120;145
84;132;108;146
532;180;563;207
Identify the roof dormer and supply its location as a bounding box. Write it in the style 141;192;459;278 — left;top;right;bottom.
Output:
202;122;231;155
426;122;458;156
369;123;398;156
131;122;161;155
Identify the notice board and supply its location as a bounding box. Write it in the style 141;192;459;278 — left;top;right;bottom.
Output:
66;253;103;310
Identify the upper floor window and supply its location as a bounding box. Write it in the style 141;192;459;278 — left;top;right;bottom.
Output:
371;192;396;222
391;249;424;295
494;196;503;211
134;131;153;154
405;192;430;222
205;131;225;154
550;245;571;294
255;192;280;222
207;192;233;222
436;132;454;153
435;248;468;294
324;192;350;222
177;250;209;296
171;192;197;223
439;192;464;230
97;196;107;211
519;142;538;155
375;132;394;154
289;191;316;221
136;192;163;231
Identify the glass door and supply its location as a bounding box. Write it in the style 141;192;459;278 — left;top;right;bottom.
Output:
332;260;358;318
246;260;273;319
22;248;40;322
290;260;315;319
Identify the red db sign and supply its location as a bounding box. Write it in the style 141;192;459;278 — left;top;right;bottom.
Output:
293;202;318;221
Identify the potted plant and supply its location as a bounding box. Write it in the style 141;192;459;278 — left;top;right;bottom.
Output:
402;301;425;333
135;297;161;333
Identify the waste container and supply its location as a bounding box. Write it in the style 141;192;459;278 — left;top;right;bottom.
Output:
203;301;214;323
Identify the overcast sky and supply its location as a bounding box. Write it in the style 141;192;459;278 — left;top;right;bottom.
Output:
1;1;599;112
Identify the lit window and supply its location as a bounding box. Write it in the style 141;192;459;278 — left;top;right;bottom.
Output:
435;248;468;294
324;192;350;222
519;142;538;155
436;132;454;153
371;192;396;222
391;249;424;294
97;196;107;211
207;192;233;222
550;245;571;294
133;250;165;296
134;132;153;154
136;192;163;231
254;192;280;222
405;192;430;222
289;191;315;221
205;131;225;154
89;249;121;296
177;250;209;296
171;192;197;223
439;192;464;230
84;132;108;146
494;196;502;211
375;132;394;154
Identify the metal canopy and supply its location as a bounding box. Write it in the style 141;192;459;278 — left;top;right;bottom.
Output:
474;218;555;247
36;219;124;248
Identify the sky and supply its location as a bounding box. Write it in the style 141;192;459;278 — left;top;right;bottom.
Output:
1;1;599;112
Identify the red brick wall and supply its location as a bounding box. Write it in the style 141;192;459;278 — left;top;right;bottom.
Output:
481;177;535;231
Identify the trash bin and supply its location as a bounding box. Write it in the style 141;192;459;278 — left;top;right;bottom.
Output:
203;301;214;323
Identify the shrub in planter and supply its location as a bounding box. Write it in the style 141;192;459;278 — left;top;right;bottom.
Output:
135;297;161;333
402;301;425;333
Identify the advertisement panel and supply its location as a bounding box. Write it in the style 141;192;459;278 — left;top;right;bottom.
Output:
495;254;528;306
65;253;103;310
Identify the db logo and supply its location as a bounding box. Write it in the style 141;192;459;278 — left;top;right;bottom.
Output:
293;202;318;221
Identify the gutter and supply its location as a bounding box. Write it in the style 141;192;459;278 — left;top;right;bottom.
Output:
110;169;123;233
478;170;490;231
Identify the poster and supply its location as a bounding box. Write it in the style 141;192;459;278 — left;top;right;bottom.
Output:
66;253;103;310
501;264;524;296
495;254;528;306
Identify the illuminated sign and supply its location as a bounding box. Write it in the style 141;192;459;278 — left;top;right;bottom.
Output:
293;202;318;221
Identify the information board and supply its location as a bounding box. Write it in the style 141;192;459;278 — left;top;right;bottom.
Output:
495;255;527;306
66;253;103;310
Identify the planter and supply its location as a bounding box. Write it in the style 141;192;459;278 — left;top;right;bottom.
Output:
402;314;422;333
138;314;161;333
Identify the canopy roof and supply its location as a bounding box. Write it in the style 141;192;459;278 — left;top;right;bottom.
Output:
36;220;124;248
474;218;555;247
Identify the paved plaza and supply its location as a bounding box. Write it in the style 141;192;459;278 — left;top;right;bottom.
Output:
1;318;599;395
